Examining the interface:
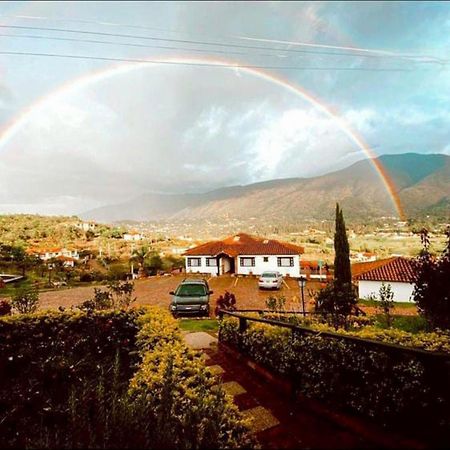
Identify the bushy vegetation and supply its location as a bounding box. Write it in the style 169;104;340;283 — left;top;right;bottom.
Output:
219;317;450;442
0;308;252;449
11;285;40;313
413;228;450;329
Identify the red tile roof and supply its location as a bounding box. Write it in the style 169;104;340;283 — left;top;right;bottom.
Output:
184;233;304;257
353;257;416;283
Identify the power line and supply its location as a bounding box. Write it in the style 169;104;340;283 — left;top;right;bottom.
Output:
0;50;423;71
0;32;292;59
0;24;431;63
2;14;444;64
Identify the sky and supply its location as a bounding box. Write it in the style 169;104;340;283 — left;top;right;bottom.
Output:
0;1;449;215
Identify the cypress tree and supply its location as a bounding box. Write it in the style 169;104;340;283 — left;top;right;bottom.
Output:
334;203;352;285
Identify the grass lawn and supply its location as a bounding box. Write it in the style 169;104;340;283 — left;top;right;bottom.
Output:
358;298;415;309
179;319;219;333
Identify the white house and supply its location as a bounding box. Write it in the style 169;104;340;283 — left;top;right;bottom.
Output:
183;233;304;277
28;247;80;268
353;256;416;302
123;232;144;241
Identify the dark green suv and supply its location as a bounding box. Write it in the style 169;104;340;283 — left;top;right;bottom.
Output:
169;278;213;317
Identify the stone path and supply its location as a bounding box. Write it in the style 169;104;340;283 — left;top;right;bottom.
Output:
183;332;423;449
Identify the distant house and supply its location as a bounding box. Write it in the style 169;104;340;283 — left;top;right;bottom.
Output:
350;251;377;262
300;260;331;281
123;232;144;241
352;257;416;302
28;248;80;267
74;221;96;231
183;233;304;277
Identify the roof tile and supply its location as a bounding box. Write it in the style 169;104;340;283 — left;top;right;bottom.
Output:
184;233;304;257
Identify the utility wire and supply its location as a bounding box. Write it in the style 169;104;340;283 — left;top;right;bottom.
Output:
0;33;300;59
0;50;424;71
2;14;444;64
0;24;433;63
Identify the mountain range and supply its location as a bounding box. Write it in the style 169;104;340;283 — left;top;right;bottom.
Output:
81;153;450;223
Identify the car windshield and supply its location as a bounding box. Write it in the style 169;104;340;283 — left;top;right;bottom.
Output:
176;284;207;296
261;272;278;278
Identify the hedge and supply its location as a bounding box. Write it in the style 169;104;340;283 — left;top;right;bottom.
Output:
219;316;450;444
0;308;253;449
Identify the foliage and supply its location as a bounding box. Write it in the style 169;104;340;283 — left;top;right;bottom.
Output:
314;281;357;329
265;294;286;312
219;317;450;441
413;228;450;329
0;307;252;449
378;283;395;328
334;203;352;285
107;262;130;281
0;309;141;448
0;298;12;316
11;285;40;313
79;281;136;312
215;290;237;316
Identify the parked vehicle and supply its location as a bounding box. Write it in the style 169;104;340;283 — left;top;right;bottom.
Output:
169;278;213;317
258;271;283;290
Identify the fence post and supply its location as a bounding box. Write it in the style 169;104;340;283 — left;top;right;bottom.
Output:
238;317;247;351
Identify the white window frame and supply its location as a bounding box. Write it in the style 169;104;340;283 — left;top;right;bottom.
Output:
206;257;217;267
277;257;294;267
187;257;201;267
240;257;255;267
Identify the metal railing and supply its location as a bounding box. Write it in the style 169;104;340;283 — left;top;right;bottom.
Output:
217;309;450;361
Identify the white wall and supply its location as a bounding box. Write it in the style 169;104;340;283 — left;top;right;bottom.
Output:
185;256;218;276
358;280;415;303
236;255;300;277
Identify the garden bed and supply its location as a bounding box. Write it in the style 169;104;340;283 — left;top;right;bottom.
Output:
218;313;450;446
0;307;252;449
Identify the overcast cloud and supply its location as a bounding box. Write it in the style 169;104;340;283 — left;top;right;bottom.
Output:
0;1;449;214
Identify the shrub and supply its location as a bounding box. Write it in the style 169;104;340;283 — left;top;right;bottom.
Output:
265;294;286;312
378;283;394;327
413;228;450;329
79;281;136;312
11;285;39;313
219;316;450;443
0;298;12;316
215;290;237;316
314;281;358;329
1;308;252;449
0;309;142;448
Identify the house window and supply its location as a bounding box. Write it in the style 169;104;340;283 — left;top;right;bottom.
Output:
263;257;269;262
240;257;255;267
206;257;217;267
187;257;201;267
277;257;294;267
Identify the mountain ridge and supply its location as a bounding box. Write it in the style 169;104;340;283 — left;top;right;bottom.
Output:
81;153;450;222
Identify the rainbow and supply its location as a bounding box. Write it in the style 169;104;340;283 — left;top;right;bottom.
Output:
0;55;405;219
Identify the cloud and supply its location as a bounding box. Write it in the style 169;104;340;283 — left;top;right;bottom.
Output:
0;64;376;214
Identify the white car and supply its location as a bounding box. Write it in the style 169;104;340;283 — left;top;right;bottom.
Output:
258;271;283;290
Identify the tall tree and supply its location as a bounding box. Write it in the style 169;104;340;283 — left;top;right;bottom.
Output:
334;203;352;285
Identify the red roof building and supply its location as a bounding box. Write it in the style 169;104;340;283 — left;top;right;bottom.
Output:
353;257;416;302
184;233;304;277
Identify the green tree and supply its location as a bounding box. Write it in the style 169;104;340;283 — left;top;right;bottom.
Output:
11;246;36;277
315;204;357;329
413;228;450;329
378;283;394;328
334;203;352;286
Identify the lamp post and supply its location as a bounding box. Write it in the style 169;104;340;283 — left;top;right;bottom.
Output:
299;276;307;317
